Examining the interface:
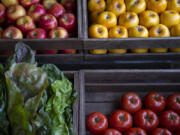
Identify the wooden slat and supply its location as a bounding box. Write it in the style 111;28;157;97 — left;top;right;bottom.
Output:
84;38;180;49
64;71;79;135
84;52;180;61
0;39;83;50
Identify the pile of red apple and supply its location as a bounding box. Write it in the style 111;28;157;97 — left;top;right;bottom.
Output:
0;0;76;54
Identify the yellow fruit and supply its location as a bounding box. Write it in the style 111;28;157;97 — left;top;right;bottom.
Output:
149;24;169;53
160;10;180;28
109;26;128;38
150;48;168;53
109;49;127;53
97;11;117;29
170;24;180;52
88;24;108;38
109;26;128;54
128;25;148;53
90;11;101;23
88;0;106;12
171;24;180;36
89;49;107;54
139;10;159;28
106;0;126;16
167;0;180;12
149;24;170;37
147;0;167;13
128;25;149;37
125;0;146;14
118;12;139;28
169;48;180;52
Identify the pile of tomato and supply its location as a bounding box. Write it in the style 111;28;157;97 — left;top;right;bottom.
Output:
86;92;180;135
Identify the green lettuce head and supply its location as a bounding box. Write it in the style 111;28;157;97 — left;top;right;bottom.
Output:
5;63;48;135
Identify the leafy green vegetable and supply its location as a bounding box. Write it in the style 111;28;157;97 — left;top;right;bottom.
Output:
0;43;77;135
45;79;73;135
0;64;9;135
5;63;48;135
6;42;36;70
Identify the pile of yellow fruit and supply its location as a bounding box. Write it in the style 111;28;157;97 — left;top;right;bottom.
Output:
88;0;180;54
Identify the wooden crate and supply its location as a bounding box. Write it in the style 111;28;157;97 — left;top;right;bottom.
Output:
82;0;180;50
0;0;83;50
64;71;80;135
79;70;180;135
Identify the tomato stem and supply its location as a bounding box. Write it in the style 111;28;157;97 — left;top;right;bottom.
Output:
145;116;151;121
154;95;160;101
119;116;125;121
170;114;175;120
176;97;180;103
95;117;100;123
130;98;135;103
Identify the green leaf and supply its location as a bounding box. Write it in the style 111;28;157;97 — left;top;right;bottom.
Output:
45;79;73;135
5;63;48;135
41;64;64;85
41;64;65;98
6;42;36;70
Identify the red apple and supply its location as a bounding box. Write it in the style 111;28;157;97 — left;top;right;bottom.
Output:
61;50;76;54
43;0;57;9
16;16;36;34
0;4;6;23
7;5;26;23
61;0;76;11
3;27;23;39
38;50;58;54
20;0;40;8
47;3;65;19
59;13;76;32
49;27;68;38
1;0;18;7
39;14;57;31
27;28;47;39
28;4;46;22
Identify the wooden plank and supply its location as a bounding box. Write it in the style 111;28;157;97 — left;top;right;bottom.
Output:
84;52;180;61
64;71;79;135
84;70;180;83
0;39;83;50
84;38;180;49
79;71;86;135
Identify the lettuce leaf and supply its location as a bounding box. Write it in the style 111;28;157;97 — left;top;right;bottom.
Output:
45;79;73;135
6;42;36;70
5;63;48;135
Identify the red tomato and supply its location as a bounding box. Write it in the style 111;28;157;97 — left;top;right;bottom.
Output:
144;92;166;113
134;109;159;132
124;128;147;135
151;128;172;135
103;128;122;135
86;112;108;135
166;94;180;114
109;110;133;132
121;92;142;114
159;110;180;132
